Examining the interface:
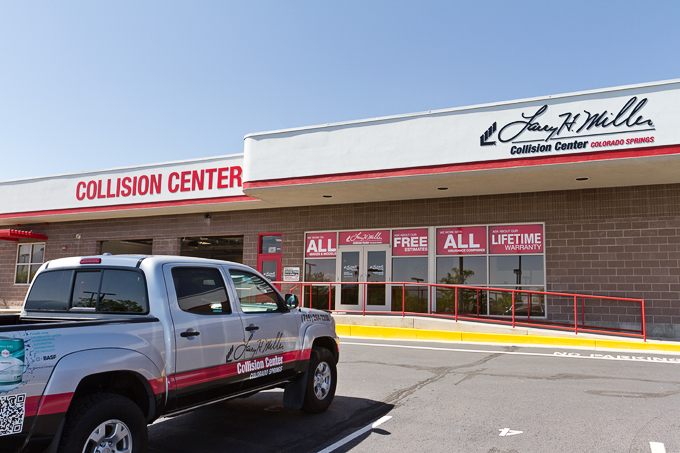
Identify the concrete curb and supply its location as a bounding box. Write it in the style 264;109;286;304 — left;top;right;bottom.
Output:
336;324;680;353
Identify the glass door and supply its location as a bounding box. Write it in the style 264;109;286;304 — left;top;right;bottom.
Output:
336;245;391;311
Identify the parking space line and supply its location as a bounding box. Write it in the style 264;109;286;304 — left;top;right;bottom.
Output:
317;415;392;453
341;341;680;364
650;442;666;453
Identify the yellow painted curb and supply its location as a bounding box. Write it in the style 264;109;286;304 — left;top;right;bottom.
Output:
350;325;418;340
415;330;462;342
335;324;351;336
337;324;678;352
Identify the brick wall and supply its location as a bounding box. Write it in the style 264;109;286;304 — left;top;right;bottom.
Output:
3;183;680;337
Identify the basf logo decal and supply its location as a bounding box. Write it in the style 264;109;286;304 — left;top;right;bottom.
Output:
479;97;656;157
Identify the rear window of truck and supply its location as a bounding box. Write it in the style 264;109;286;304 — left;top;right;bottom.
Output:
25;268;149;314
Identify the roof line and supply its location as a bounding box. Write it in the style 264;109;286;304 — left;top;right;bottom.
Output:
0;153;244;185
243;78;680;140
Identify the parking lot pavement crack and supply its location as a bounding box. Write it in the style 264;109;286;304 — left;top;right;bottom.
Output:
627;410;677;453
382;366;452;406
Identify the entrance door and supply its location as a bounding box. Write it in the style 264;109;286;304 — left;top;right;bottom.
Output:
336;245;391;311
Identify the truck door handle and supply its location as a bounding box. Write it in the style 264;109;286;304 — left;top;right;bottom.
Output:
245;324;259;332
180;329;200;338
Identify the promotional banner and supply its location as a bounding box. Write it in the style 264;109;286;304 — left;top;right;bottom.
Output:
339;230;390;245
489;224;543;254
305;232;337;258
392;229;428;256
436;226;487;255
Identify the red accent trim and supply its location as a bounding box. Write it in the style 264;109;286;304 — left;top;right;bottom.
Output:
0;229;48;242
80;258;101;264
257;233;283;291
171;350;308;389
148;377;166;395
25;395;41;417
244;145;680;189
36;392;74;416
0;195;258;221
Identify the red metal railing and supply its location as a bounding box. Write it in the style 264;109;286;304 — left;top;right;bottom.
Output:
276;281;647;341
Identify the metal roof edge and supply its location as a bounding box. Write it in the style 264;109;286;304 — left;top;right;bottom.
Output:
243;78;680;140
0;153;245;186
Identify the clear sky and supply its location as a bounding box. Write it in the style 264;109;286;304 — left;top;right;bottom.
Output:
1;1;679;182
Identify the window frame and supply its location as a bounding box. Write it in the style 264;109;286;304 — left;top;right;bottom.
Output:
228;268;286;314
14;242;45;285
170;266;233;316
24;266;150;315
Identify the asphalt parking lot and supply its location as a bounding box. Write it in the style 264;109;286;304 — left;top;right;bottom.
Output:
148;338;680;452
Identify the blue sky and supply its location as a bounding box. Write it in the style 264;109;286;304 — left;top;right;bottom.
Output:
1;1;679;182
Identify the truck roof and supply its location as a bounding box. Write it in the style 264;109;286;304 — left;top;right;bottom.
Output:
42;254;246;271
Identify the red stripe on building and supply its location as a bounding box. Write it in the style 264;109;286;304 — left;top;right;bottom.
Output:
244;145;680;189
0;195;259;220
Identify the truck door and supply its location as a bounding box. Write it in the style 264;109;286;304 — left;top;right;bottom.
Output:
226;268;301;390
164;265;246;411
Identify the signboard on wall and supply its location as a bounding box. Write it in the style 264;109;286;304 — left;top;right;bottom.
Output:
0;154;248;219
392;228;428;256
305;232;337;258
488;224;544;254
283;267;300;282
339;230;390;245
245;81;680;184
436;226;487;255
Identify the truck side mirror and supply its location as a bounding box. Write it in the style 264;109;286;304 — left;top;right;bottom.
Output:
285;294;299;309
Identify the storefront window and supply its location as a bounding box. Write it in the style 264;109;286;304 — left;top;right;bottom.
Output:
436;256;487;315
392;257;428;313
488;288;545;317
260;235;282;254
489;255;544;286
488;255;545;316
101;239;152;255
15;243;44;284
181;236;244;262
304;259;336;310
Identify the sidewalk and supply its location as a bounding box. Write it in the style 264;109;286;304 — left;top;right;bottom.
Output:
332;314;680;354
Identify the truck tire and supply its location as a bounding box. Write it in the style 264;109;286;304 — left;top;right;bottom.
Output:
301;347;337;414
58;393;148;453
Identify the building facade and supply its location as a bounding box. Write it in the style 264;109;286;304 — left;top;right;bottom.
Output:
3;80;680;337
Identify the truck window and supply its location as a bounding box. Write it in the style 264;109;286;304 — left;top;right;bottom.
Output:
99;270;148;313
25;270;74;311
171;267;231;315
71;271;101;309
229;270;282;313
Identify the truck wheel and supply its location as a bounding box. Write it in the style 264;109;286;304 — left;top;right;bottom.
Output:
58;393;148;453
301;347;337;414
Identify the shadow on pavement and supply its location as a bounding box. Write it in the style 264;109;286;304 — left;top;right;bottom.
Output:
148;390;394;453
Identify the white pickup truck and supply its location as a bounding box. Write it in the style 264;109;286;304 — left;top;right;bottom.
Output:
0;255;339;453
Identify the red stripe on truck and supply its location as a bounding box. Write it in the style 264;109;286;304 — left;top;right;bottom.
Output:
171;349;309;389
36;392;74;416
